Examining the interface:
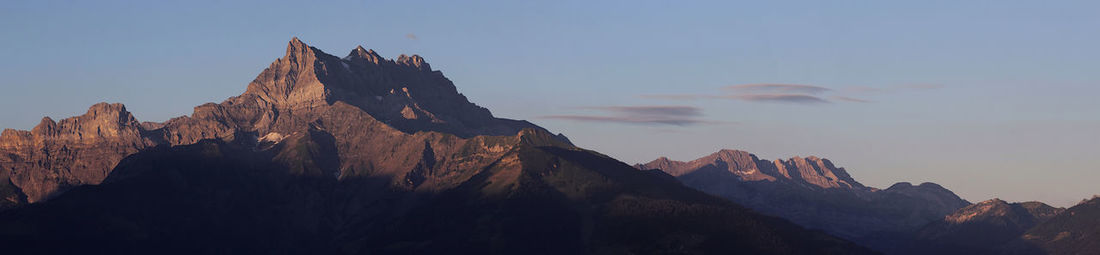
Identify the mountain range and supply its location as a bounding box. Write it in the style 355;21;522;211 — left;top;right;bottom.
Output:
636;150;971;248
637;150;1099;254
0;38;873;254
1;38;1096;255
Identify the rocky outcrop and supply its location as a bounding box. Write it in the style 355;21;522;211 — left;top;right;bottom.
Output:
637;149;971;251
0;103;158;203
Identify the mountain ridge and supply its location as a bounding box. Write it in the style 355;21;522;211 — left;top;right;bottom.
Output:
0;38;873;254
638;149;972;252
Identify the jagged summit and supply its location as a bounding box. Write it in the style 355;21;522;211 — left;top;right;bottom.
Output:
640;149;865;189
234;37;559;138
0;102;155;203
395;54;430;71
20;102;143;143
348;45;383;64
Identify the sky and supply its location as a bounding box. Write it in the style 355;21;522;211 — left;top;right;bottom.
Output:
1;0;1098;207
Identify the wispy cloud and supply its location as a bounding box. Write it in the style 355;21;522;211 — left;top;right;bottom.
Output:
578;106;702;116
638;94;711;100
831;96;873;103
725;84;831;94
899;84;943;90
845;84;944;93
541;105;723;126
541;115;710;126
405;33;418;40
640;93;832;104
640;83;925;105
723;94;830;104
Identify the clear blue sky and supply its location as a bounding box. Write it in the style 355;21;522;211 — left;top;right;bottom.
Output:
2;0;1098;207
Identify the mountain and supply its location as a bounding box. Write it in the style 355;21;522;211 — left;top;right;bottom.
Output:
0;37;566;207
906;199;1064;254
1012;197;1100;254
637;149;971;251
0;38;873;254
0;103;158;205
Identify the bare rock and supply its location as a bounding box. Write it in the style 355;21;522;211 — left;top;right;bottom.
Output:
0;103;157;202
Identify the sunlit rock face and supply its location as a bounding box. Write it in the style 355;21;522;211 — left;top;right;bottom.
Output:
0;103;157;203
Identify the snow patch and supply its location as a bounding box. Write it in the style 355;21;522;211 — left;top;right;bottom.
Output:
258;132;286;144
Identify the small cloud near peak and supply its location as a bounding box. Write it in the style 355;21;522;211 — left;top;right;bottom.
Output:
578;106;702;117
541;115;711;126
724;94;831;104
726;84;832;94
542;105;724;126
831;96;873;103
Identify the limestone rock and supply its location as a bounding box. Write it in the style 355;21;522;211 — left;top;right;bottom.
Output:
0;103;157;202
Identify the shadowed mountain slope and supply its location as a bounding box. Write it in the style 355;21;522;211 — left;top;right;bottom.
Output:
902;199;1064;255
1010;197;1100;255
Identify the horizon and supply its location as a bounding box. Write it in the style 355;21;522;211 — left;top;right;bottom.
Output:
3;1;1098;208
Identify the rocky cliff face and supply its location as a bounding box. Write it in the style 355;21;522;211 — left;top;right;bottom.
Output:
637;149;971;251
0;103;158;203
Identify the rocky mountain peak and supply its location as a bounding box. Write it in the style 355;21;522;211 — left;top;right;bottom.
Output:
348;45;383;64
396;54;431;71
28;102;141;141
29;117;56;135
243;38;330;108
0;102;153;202
639;149;867;190
234;38;551;139
286;37;317;58
775;155;864;190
